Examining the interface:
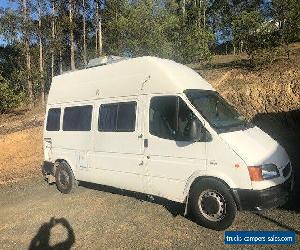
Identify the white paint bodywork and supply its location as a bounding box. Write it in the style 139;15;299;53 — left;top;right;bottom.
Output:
44;56;291;203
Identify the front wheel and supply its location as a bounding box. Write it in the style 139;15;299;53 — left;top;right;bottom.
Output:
189;178;237;230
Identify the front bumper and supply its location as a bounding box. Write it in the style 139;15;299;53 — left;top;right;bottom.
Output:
232;176;293;211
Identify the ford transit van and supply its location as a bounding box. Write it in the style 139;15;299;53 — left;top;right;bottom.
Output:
43;56;294;230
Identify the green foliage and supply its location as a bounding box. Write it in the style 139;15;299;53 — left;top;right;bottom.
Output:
232;11;263;53
272;0;300;44
249;46;286;67
104;0;177;58
104;0;212;63
232;10;287;66
179;25;213;63
0;75;25;113
1;0;300;114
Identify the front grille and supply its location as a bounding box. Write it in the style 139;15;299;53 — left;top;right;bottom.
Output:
282;162;291;177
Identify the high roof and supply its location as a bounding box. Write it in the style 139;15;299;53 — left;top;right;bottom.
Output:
47;56;214;105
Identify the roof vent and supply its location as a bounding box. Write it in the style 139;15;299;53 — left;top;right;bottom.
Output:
86;56;127;68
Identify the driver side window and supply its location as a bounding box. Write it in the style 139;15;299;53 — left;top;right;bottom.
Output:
149;96;197;141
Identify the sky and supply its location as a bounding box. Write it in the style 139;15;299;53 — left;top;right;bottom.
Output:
0;0;17;45
0;0;17;9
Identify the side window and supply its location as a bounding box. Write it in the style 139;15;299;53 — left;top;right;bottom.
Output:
63;105;93;131
46;108;61;131
98;102;136;132
149;96;177;140
117;102;136;131
149;96;196;141
99;104;118;131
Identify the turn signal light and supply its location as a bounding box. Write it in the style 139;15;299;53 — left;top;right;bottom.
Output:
247;166;263;181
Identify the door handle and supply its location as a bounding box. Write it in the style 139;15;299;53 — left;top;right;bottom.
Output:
209;160;217;166
144;139;148;148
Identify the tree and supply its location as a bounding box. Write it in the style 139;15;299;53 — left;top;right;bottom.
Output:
35;0;47;105
0;74;24;113
180;24;213;63
232;10;263;54
51;0;55;78
271;0;300;58
82;0;87;65
22;0;34;106
95;0;103;56
69;0;75;70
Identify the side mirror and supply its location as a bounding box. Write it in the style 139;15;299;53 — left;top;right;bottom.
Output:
187;118;213;142
187;119;205;142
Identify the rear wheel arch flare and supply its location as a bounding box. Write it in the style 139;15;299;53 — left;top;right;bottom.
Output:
54;159;74;175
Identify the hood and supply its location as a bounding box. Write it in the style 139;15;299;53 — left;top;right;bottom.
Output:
219;126;289;168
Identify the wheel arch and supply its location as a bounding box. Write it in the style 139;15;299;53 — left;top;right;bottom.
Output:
53;158;76;177
184;175;241;211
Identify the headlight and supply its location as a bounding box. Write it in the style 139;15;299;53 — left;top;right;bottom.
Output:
248;164;280;181
261;164;280;180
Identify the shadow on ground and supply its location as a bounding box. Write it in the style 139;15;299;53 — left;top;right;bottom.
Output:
29;217;75;250
79;181;185;218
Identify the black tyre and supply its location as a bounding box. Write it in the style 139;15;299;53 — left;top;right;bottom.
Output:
55;161;78;194
189;178;237;231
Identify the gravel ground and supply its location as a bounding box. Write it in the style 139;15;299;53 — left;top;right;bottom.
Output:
0;176;299;250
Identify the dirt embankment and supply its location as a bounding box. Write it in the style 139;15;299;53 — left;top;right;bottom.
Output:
0;106;44;185
0;127;43;185
198;53;300;118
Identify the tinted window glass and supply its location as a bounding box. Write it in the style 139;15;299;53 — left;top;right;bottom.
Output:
46;108;61;131
185;90;246;132
98;102;136;132
149;96;177;140
99;104;118;131
63;105;93;131
117;102;136;131
149;96;197;141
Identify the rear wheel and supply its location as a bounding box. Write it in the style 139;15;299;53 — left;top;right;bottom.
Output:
55;161;78;194
189;178;237;230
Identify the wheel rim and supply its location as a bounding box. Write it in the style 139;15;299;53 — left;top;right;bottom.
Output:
58;169;70;189
198;189;226;222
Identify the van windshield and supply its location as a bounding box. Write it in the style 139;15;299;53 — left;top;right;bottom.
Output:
185;90;247;132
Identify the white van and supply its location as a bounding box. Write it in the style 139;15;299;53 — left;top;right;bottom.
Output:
43;56;294;230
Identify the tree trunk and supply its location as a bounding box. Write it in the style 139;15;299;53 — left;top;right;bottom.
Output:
22;0;33;107
95;1;98;56
203;2;206;28
98;14;103;56
182;0;186;16
69;0;75;70
95;28;98;57
198;0;202;27
51;1;55;79
95;1;102;56
83;0;87;65
38;3;44;106
95;27;98;56
59;49;63;74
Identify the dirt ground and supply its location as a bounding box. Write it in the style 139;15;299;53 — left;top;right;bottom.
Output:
0;176;299;249
0;47;300;249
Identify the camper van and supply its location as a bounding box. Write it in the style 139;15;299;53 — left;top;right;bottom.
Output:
43;56;293;230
